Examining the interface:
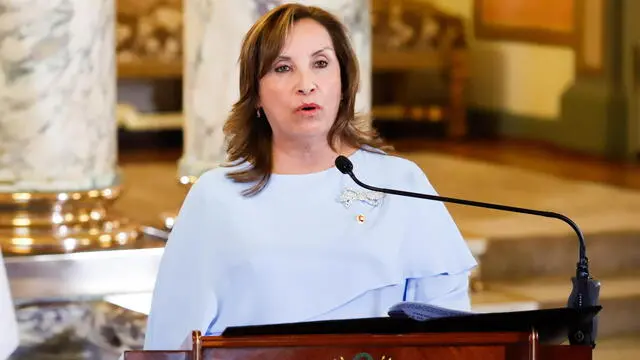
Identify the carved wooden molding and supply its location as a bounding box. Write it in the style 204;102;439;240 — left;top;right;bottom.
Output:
574;0;604;75
116;0;183;78
115;0;470;77
117;104;183;131
372;0;467;71
473;0;578;47
474;0;606;77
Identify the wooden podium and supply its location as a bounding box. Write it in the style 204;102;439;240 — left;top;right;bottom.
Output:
124;306;600;360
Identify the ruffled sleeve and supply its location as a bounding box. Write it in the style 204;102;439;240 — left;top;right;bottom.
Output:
143;173;220;350
399;160;478;283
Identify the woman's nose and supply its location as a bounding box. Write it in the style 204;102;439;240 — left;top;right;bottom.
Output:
297;86;316;95
296;71;317;95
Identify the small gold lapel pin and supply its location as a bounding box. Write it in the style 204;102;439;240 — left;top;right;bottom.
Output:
356;214;366;224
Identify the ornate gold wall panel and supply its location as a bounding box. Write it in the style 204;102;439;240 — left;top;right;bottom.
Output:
116;0;183;78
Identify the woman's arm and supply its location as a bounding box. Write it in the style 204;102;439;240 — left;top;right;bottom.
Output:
143;173;219;350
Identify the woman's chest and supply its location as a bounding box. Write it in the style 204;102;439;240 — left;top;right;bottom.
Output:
212;184;408;266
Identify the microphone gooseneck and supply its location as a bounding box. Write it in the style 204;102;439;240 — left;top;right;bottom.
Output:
335;156;588;271
334;155;600;347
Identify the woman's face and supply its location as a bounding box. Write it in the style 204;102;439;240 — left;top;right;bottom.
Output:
258;18;342;145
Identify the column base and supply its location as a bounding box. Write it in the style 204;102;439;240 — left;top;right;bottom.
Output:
0;184;140;255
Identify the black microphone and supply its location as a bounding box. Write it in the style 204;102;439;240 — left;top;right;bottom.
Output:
335;155;601;347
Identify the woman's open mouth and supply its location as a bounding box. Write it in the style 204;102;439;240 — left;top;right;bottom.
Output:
296;103;321;115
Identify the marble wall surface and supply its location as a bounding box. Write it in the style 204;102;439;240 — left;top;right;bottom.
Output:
9;301;146;360
1;252;18;360
178;0;372;178
0;0;118;193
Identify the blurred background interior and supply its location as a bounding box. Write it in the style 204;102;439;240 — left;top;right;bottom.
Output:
1;0;639;359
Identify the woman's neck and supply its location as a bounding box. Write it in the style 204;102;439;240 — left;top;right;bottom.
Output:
271;138;357;175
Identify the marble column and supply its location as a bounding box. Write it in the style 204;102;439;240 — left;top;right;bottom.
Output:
0;0;118;193
178;0;372;179
0;0;138;254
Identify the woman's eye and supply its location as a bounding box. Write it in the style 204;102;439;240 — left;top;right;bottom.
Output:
275;65;291;73
315;60;328;68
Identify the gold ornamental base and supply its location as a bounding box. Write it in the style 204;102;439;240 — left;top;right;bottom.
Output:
0;184;140;255
154;175;197;234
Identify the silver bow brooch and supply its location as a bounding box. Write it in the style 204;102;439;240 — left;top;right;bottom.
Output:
338;187;386;208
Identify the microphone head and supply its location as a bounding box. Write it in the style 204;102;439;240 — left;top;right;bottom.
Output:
335;155;353;174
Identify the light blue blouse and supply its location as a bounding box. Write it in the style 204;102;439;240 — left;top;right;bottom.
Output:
143;148;477;350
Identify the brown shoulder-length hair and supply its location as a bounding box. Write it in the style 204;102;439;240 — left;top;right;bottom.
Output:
223;3;389;196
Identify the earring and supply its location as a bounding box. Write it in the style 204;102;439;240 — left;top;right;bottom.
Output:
256;108;261;118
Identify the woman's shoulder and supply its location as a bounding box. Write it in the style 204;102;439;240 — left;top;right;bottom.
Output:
195;158;252;184
187;168;228;193
183;162;250;200
357;147;428;182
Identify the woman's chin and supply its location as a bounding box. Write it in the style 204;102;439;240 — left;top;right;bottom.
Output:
289;122;333;138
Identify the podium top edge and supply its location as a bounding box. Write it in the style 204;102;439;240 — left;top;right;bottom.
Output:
200;331;533;348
